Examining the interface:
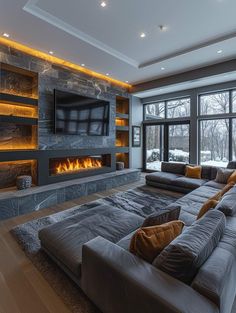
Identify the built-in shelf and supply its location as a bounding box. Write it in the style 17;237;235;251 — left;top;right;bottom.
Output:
115;96;130;167
0;115;38;125
116;112;129;119
116;126;129;131
0;92;38;106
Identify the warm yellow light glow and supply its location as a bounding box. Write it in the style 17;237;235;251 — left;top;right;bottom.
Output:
0;143;37;150
0;88;38;100
0;102;38;118
115;118;128;126
0;37;131;90
55;157;102;175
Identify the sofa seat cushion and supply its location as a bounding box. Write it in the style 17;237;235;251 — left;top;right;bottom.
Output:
146;172;181;185
39;205;144;278
192;247;236;313
218;228;236;258
173;176;207;190
153;210;226;284
204;181;226;190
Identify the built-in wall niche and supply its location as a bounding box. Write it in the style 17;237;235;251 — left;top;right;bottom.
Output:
115;118;129;127
0;63;38;99
0;102;38;118
116;96;129;115
116;153;129;168
0;160;37;189
116;131;129;147
0;123;38;150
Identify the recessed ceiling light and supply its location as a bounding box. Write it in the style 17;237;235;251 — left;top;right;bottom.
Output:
100;1;107;7
125;80;129;83
159;25;168;32
106;73;110;76
81;63;85;67
140;32;146;38
3;33;10;38
217;49;223;54
161;67;165;70
49;51;54;55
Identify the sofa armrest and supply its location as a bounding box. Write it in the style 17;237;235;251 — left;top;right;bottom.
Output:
81;237;219;313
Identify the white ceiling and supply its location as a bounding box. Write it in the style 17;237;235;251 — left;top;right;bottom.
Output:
0;0;236;84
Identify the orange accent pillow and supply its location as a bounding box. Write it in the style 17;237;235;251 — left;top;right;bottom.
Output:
129;220;185;263
228;171;236;184
185;166;202;179
220;181;235;197
197;199;219;220
211;190;222;201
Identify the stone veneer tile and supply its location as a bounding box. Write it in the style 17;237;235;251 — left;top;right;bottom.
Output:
0;198;18;220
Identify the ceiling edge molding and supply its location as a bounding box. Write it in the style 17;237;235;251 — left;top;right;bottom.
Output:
139;31;236;68
132;59;236;93
23;0;139;68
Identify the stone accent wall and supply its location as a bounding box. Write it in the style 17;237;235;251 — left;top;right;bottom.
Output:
0;43;130;150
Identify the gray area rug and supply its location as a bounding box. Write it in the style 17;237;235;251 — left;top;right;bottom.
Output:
11;186;179;313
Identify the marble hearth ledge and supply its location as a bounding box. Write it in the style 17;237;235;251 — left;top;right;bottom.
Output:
0;169;141;221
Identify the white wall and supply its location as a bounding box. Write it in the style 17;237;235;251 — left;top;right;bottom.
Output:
130;96;143;169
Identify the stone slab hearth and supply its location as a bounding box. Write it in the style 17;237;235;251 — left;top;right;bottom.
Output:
0;169;140;220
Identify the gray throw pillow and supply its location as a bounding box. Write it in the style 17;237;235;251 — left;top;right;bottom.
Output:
215;168;234;184
153;210;226;284
142;205;181;227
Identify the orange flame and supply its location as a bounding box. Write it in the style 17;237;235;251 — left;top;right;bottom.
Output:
56;157;102;174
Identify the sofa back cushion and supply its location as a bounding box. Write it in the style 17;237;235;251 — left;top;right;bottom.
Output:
216;185;236;216
227;161;236;169
161;162;186;175
153;210;226;284
201;165;212;180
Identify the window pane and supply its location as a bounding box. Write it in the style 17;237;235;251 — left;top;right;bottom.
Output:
233;119;236;160
200;92;229;115
145;102;165;120
200;119;229;167
145;125;164;171
168;124;189;163
233;90;236;113
167;98;190;118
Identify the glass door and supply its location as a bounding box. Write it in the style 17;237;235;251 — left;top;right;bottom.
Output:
144;122;190;171
145;125;164;171
168;124;190;163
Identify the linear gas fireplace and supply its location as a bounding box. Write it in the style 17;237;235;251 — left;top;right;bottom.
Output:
49;154;111;177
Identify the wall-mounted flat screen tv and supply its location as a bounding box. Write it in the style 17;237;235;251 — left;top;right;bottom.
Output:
54;89;110;136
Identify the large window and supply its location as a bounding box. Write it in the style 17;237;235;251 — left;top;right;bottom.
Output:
145;125;164;170
144;97;190;120
233;119;236;160
199;90;235;167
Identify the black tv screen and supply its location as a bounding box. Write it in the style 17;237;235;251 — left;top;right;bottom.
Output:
54;89;110;136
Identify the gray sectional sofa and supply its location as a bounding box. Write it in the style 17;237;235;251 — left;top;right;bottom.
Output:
146;161;224;193
38;161;236;313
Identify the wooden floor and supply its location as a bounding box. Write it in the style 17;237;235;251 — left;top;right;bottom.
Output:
0;175;149;313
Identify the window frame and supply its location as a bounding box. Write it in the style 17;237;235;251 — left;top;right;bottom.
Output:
197;89;236;166
143;96;191;121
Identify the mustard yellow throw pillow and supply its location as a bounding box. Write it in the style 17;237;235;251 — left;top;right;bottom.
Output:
129;220;184;263
185;165;202;179
228;171;236;184
197;199;219;220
